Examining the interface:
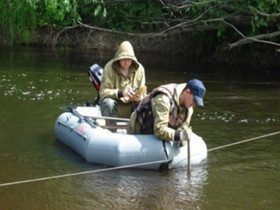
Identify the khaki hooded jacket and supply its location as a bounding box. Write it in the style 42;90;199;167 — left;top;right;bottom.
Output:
128;83;191;141
99;41;146;117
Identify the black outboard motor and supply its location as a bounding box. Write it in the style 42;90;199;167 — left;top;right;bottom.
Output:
88;64;103;105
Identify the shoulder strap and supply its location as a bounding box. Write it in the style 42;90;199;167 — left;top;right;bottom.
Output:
151;84;176;102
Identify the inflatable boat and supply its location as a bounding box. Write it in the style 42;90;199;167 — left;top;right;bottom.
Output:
54;106;207;170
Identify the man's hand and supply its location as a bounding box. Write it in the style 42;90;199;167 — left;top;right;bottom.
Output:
179;127;193;146
131;93;141;102
128;86;147;102
122;86;134;98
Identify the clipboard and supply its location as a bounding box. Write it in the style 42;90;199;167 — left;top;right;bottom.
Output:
131;85;147;100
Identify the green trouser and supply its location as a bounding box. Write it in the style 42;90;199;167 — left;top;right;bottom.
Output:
100;98;136;131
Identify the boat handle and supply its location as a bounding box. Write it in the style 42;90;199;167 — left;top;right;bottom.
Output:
57;121;87;140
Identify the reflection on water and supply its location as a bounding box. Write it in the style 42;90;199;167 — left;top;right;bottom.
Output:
0;47;280;210
77;164;208;209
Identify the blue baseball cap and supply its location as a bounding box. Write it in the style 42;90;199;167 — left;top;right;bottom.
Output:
186;79;206;106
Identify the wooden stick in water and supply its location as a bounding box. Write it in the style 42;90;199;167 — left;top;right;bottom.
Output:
187;107;193;175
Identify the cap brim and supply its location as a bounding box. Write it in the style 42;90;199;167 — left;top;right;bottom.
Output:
194;95;204;106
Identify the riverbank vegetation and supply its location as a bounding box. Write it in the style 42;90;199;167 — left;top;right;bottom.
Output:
1;0;279;68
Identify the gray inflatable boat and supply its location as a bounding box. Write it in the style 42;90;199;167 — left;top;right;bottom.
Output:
54;106;207;170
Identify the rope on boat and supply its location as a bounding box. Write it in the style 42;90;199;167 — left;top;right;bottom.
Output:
0;130;279;187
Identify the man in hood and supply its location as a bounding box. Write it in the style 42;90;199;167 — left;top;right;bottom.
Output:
99;41;146;119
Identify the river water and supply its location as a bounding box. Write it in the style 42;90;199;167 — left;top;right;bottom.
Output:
0;47;279;210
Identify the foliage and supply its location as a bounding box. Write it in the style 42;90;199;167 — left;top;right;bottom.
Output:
249;0;280;34
158;0;280;48
0;0;81;44
0;0;279;47
104;0;163;32
77;0;163;32
36;0;81;28
0;0;38;44
77;0;107;25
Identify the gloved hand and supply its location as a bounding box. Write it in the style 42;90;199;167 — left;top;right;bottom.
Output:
179;127;193;146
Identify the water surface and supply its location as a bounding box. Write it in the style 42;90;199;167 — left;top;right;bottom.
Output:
0;47;279;210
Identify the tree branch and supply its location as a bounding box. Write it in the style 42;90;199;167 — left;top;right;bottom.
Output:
249;6;280;17
77;21;162;38
228;31;280;49
52;25;81;47
76;0;280;50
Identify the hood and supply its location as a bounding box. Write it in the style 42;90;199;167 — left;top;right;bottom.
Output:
112;41;139;70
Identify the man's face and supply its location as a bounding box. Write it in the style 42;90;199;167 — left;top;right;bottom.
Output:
119;59;132;70
181;89;196;108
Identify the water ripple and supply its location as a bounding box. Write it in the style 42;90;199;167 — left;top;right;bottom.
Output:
197;112;279;124
0;73;78;102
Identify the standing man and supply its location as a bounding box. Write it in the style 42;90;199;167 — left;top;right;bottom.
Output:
99;41;146;119
128;79;206;146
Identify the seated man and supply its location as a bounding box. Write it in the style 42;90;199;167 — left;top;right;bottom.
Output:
99;41;146;119
128;79;206;146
